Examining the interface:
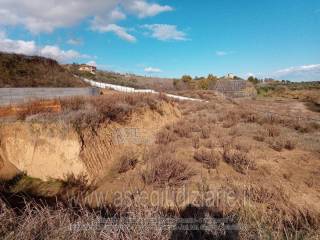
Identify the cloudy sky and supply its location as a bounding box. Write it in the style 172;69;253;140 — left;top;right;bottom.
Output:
0;0;319;81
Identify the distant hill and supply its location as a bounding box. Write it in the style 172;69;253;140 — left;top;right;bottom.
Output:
0;52;88;87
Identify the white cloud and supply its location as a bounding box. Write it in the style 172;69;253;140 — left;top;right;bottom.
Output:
91;23;136;42
39;45;83;62
0;33;89;63
272;64;320;78
0;1;119;33
144;67;162;73
124;0;173;18
86;61;97;67
216;51;233;56
251;64;320;81
67;38;82;46
0;36;37;55
142;24;187;41
0;0;172;33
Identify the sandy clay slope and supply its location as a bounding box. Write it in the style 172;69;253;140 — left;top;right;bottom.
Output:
0;101;180;181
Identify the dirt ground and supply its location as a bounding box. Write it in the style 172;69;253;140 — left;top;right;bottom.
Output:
1;92;320;239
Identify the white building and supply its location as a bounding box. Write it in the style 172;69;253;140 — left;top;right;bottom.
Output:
79;64;97;75
226;73;235;79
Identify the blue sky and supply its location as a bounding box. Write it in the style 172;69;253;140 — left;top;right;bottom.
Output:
0;0;319;81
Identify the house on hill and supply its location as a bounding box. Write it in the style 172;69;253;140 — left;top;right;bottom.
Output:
225;73;235;79
79;64;97;75
215;79;257;98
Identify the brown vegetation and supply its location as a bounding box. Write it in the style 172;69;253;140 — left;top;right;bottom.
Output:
116;150;139;173
142;153;195;187
223;144;255;174
0;52;88;87
194;148;221;169
1;85;320;239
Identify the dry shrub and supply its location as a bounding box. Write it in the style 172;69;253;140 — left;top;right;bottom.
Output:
269;139;284;152
116;150;139;173
156;128;177;145
62;173;96;194
222;120;237;128
253;134;265;142
200;125;211;139
142;154;195;187
203;139;216;148
192;136;200;149
60;96;87;111
284;139;296;150
269;137;295;152
26;93;173;130
259;113;282;125
266;125;281;137
194;148;221;169
172;120;192;138
0;198;171;240
242;112;259;123
223;145;256;174
290;120;318;133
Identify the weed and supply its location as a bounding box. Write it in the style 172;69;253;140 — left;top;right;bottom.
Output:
194;148;221;169
142;154;195;187
116;150;139;173
223;145;256;174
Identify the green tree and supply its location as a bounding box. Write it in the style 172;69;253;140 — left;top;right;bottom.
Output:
207;74;218;89
181;75;192;83
248;76;259;85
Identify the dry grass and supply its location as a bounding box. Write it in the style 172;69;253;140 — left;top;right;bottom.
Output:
192;136;200;149
268;136;296;152
155;128;178;145
266;125;281;137
200;125;211;139
223;144;256;174
116;150;139;173
172;120;193;138
13;93;173;131
142;153;195;187
194;148;221;169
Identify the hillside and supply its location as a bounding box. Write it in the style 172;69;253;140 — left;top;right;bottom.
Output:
65;63;175;91
0;52;89;87
1;92;320;239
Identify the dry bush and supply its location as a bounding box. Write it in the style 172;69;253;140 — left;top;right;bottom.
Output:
253;129;267;142
284;139;296;150
200;125;211;139
269;139;284;152
116;150;139;173
266;125;281;137
22;93;173;130
60;96;87;111
0;198;171;240
241;112;260;123
192;136;200;149
220;111;239;128
61;173;96;194
223;145;256;174
156;128;177;145
203;139;216;148
172;120;192;138
142;153;195;187
259;113;283;125
194;148;221;169
269;137;296;152
289;120;319;133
